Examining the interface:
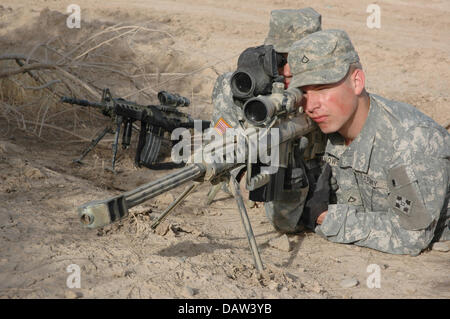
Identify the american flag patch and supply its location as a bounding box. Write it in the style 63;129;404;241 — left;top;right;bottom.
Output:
214;117;232;135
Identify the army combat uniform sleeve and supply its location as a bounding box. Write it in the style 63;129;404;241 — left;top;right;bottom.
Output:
316;98;450;256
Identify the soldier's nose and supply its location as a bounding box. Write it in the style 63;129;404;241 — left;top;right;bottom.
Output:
304;95;320;113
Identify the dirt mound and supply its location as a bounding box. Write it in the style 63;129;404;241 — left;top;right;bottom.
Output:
0;6;215;164
0;7;213;105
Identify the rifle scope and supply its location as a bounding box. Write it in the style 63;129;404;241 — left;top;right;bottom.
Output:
230;70;256;100
230;45;287;100
158;91;190;107
243;83;303;126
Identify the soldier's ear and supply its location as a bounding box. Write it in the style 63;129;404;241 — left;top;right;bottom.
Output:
351;68;365;96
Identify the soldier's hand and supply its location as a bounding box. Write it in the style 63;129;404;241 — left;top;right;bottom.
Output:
316;211;328;225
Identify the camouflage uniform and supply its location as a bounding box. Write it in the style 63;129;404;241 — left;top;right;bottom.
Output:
211;72;242;131
210;8;323;233
288;29;450;255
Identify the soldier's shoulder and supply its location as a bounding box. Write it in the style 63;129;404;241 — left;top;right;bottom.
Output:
371;94;450;156
372;93;447;134
211;72;242;127
213;72;232;89
212;72;232;101
217;71;233;81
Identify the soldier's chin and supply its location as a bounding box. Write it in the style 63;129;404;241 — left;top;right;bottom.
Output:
317;122;336;134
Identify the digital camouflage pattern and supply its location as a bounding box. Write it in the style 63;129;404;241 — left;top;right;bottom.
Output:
288;29;360;89
288;28;449;255
265;192;308;233
316;94;450;255
264;8;322;53
211;72;242;132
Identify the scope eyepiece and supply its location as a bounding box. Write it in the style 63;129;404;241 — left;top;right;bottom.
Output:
158;91;190;107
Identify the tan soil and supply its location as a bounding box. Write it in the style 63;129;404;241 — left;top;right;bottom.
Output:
0;0;448;299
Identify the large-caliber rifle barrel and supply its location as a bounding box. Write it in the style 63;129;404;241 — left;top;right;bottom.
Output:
125;164;205;207
78;164;206;228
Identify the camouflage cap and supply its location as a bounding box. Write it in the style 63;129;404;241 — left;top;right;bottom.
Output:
264;8;322;53
288;29;360;88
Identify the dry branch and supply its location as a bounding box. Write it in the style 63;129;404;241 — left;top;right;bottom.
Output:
0;23;188;145
21;79;61;90
0;62;60;78
21;120;93;142
0;54;39;63
54;66;100;99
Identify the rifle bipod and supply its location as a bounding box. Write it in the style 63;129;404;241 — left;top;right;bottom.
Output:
73;119;138;174
73;126;113;165
152;179;264;272
205;179;236;206
229;169;264;272
72;124;120;173
150;183;199;230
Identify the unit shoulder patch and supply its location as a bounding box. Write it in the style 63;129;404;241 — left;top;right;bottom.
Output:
387;164;432;230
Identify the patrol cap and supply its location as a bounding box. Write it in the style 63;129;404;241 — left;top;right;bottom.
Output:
288;29;360;88
264;8;322;53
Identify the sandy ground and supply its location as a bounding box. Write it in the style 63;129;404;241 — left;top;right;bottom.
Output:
0;0;449;299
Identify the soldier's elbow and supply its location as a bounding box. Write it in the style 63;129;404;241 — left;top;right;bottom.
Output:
399;230;434;256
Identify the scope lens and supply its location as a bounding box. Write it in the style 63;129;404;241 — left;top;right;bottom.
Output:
231;72;253;95
244;100;267;124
